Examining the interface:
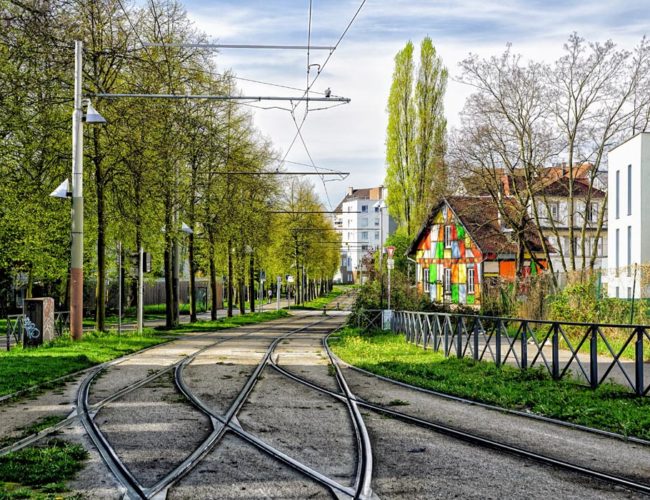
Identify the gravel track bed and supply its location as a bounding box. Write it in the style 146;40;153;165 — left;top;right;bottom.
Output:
238;366;358;487
339;364;650;485
88;331;253;406
167;432;330;499
273;333;343;394
0;376;79;447
61;420;124;499
182;335;275;416
94;372;212;488
363;408;643;499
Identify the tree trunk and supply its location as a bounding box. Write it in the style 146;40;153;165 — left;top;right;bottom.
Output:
209;251;218;321
172;236;179;327
227;240;233;317
249;253;255;313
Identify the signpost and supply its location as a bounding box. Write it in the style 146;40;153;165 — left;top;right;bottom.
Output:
383;246;396;330
276;276;281;311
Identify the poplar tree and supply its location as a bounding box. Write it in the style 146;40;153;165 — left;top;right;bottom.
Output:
385;37;447;237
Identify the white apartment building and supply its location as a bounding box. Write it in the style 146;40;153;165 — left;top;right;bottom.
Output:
607;133;650;298
333;186;394;283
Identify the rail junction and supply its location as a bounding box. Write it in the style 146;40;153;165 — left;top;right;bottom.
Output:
1;294;649;498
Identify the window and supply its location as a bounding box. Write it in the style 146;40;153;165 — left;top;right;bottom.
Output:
628;287;632;299
444;268;451;294
444;225;452;248
628;164;632;216
549;202;559;221
361;205;368;213
360;218;368;228
361;231;368;240
588;202;598;223
341;256;347;267
468;267;475;294
423;268;430;292
615;228;620;276
597;237;603;257
616;286;620;298
375;231;380;240
374;219;380;227
361;245;368;251
614;170;621;219
374;205;380;213
627;225;632;277
347;232;352;240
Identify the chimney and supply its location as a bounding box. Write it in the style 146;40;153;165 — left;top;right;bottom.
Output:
347;186;354;196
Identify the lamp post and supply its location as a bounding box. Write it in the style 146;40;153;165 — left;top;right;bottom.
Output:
70;40;106;340
373;200;387;308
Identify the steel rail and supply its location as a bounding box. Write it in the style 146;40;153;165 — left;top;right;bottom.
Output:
321;333;374;500
148;315;347;498
77;322;300;499
328;350;650;448
268;332;650;496
0;322;290;457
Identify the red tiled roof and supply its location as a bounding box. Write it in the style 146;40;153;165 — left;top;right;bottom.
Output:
408;196;549;256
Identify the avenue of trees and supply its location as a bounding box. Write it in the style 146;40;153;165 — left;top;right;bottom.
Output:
0;0;340;328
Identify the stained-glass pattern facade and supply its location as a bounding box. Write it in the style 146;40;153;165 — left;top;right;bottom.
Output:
415;205;482;305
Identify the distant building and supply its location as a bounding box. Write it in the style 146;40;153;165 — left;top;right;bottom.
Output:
333;186;395;283
607;133;650;298
408;197;548;305
464;163;607;272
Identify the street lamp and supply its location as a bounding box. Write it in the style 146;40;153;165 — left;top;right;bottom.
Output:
373;200;387;307
70;40;106;340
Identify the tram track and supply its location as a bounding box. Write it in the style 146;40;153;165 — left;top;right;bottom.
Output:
77;314;367;500
266;329;650;497
169;313;375;500
0;316;313;458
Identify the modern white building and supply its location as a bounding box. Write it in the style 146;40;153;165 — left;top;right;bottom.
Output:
607;133;650;298
333;186;395;283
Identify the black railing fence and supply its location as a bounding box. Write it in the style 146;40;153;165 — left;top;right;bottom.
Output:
355;309;649;397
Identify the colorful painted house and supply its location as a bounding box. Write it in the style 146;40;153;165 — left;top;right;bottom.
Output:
407;197;548;306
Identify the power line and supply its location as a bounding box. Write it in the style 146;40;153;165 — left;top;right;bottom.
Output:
93;93;350;102
142;43;335;50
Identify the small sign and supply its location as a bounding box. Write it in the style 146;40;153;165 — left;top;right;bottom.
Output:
260;270;266;282
387;258;394;270
385;246;396;258
287;275;294;283
382;309;393;330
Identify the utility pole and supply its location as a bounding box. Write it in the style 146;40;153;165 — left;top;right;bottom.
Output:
70;40;84;340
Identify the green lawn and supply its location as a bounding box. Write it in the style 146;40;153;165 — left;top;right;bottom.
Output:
288;286;348;311
0;439;88;498
161;310;289;333
0;310;290;397
330;327;650;440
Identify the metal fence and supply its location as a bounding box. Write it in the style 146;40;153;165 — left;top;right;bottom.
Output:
386;310;650;396
5;311;70;351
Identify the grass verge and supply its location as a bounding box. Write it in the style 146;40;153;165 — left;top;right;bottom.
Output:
0;310;289;397
330;327;650;440
288;286;347;311
0;439;87;498
0;330;171;397
161;310;289;333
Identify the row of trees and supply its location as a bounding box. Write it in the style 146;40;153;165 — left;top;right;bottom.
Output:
453;34;650;278
0;0;340;328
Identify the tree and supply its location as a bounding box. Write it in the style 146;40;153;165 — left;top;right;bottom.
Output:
385;37;448;237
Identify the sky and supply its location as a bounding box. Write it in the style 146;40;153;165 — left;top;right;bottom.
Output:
180;0;649;208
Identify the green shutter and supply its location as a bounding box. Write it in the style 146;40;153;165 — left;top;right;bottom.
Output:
429;264;437;283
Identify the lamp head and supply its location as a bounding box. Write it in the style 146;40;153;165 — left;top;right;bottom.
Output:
84;100;106;124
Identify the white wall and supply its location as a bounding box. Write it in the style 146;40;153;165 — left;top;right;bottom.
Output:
607;133;650;298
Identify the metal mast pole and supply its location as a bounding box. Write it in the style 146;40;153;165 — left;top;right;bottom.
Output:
70;40;84;340
137;246;143;333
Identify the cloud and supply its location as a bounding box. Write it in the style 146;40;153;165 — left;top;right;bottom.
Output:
182;0;648;207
